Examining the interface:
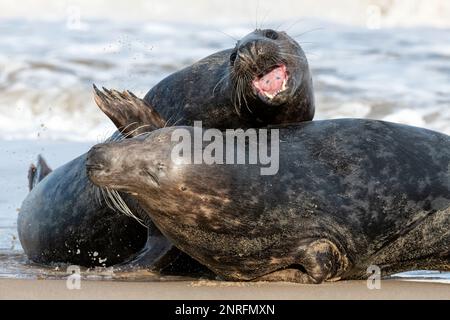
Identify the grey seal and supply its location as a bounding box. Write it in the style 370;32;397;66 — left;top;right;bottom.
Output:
87;119;450;283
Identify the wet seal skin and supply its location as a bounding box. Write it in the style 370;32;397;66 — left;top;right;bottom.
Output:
145;28;315;128
87;119;450;283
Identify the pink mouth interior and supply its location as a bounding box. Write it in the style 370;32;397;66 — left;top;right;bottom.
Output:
252;65;288;98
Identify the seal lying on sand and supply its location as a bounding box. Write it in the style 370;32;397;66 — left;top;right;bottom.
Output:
87;120;450;283
18;28;314;269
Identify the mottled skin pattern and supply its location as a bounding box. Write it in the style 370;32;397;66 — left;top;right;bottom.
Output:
144;29;315;128
87;119;450;283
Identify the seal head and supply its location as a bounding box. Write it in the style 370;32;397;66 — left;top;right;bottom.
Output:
231;29;307;108
144;29;315;128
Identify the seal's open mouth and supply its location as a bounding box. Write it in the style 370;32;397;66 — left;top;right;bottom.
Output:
252;64;288;100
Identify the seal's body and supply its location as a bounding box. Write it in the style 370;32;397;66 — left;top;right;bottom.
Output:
87;119;450;283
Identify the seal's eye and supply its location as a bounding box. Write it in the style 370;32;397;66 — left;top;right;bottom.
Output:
264;30;278;40
230;51;237;65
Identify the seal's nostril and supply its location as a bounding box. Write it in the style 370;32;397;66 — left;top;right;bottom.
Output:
90;144;105;151
86;145;111;170
86;162;104;170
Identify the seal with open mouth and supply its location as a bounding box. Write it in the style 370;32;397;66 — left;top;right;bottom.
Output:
87;120;450;283
145;28;315;128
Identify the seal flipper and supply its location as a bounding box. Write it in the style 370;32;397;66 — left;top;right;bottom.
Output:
118;224;213;277
254;239;350;284
93;84;165;137
28;155;52;191
117;230;177;269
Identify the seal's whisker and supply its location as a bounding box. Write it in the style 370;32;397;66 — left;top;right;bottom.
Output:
258;7;271;30
230;71;242;116
281;48;317;58
108;189;148;228
240;76;252;114
170;117;183;127
119;121;138;135
97;187;104;207
100;188;116;212
106;189;127;216
165;108;184;127
120;124;150;140
94;186;103;206
113;122;139;142
119;124;153;141
100;128;116;144
278;52;304;59
236;80;243;115
164;113;176;128
213;71;229;96
292;27;324;39
282;17;306;32
254;0;260;30
130;131;152;140
214;29;237;41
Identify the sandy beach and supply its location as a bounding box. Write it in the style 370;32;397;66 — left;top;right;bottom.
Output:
0;279;449;300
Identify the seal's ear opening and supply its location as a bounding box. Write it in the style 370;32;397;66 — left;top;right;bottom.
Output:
93;84;166;138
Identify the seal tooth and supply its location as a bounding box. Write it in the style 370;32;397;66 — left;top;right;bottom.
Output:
264;92;274;99
281;79;287;91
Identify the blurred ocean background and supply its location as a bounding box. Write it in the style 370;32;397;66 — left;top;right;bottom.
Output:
0;0;449;281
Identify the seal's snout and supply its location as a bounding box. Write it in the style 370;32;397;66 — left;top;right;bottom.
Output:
238;39;267;58
86;144;110;177
236;38;279;67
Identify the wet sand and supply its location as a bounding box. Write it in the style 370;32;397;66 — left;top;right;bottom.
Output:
1;279;450;300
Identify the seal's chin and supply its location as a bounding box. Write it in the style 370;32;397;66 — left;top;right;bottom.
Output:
252;64;289;104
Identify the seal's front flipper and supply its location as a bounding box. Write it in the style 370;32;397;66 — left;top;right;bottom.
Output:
117;227;212;277
255;239;349;284
93;84;165;138
28;155;52;191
